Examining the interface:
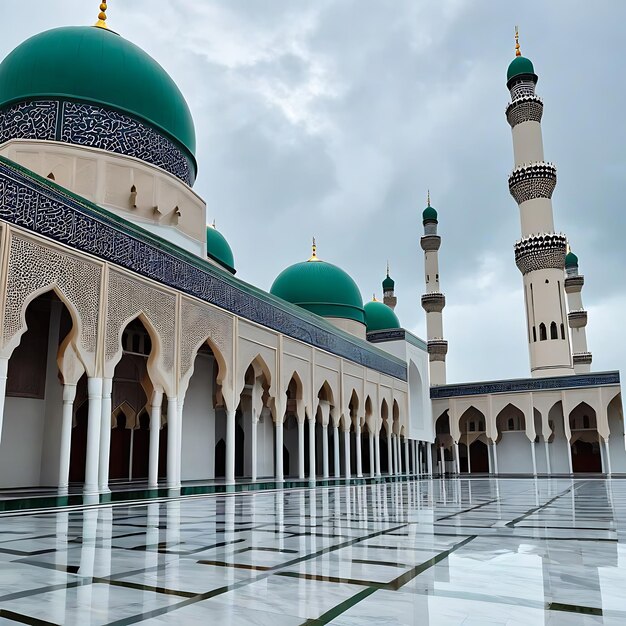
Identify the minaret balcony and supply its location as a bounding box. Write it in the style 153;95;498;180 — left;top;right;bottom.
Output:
420;235;441;251
505;95;543;128
568;310;588;328
508;162;557;204
514;233;567;275
564;275;585;293
421;292;446;313
427;339;448;362
573;352;593;365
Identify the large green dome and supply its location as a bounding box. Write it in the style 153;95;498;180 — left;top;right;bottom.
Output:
364;300;400;332
507;56;535;82
206;225;235;274
270;255;365;324
0;26;196;162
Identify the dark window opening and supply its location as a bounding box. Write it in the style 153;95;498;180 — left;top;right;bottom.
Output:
539;323;547;341
532;326;537;342
550;322;558;340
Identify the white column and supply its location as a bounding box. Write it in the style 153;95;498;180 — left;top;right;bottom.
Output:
531;441;537;477
333;425;340;479
343;430;351;479
275;417;284;481
454;442;460;474
566;440;573;474
427;443;434;475
148;390;162;488
404;438;409;475
0;356;9;447
251;416;258;481
468;444;473;474
395;436;401;475
374;433;381;477
322;425;329;479
387;432;393;476
225;407;235;484
369;433;375;478
166;397;179;488
308;418;316;479
492;443;499;475
604;438;613;476
98;378;113;493
355;422;363;478
544;441;552;475
58;383;77;494
84;377;103;495
298;420;305;479
417;442;422;476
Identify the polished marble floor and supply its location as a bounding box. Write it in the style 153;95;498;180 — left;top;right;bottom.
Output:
1;478;626;624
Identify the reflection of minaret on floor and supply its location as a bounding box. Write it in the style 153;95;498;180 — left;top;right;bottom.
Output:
420;193;447;386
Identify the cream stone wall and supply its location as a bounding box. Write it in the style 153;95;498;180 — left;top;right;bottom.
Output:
0;139;207;256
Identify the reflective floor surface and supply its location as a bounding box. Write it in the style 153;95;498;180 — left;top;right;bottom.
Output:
1;478;626;625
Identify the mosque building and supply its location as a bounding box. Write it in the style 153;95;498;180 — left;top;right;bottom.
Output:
0;6;620;496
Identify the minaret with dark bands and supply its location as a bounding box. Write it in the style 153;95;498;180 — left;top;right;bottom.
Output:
506;30;574;377
420;193;447;385
564;250;592;372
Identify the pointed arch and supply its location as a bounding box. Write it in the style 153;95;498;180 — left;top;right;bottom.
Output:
495;403;526;442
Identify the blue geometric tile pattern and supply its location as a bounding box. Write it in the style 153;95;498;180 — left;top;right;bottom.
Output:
0;159;407;381
430;371;620;399
367;329;427;351
0;100;194;185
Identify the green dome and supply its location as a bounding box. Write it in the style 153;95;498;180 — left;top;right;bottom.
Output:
507;56;535;82
423;205;438;223
364;300;401;332
382;274;395;291
0;26;196;162
565;251;579;268
206;225;235;274
270;257;365;324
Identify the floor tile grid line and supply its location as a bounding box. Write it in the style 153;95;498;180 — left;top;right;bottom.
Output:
300;534;478;625
100;522;412;626
0;608;60;626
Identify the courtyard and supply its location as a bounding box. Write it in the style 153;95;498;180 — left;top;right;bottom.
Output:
0;478;624;624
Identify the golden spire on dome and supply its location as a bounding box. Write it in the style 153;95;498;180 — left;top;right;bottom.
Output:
308;237;321;262
515;26;521;57
372;293;378;302
95;1;108;29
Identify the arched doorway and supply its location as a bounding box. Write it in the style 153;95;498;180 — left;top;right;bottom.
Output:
569;402;601;473
459;406;489;474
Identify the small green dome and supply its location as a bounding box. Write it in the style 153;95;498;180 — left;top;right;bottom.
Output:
270;256;365;324
206;225;235;274
382;274;395;291
507;56;535;82
423;205;438;223
0;26;196;164
364;300;401;332
565;251;579;268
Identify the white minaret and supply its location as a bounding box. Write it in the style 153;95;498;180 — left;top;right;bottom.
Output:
564;250;592;373
506;30;574;378
420;193;447;385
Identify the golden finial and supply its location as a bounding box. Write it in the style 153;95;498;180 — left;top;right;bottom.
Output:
427;189;431;207
372;293;378;302
515;26;521;57
308;237;320;262
95;1;108;29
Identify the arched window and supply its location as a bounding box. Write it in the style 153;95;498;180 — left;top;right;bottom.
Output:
508;418;514;431
539;323;547;341
550;322;558;339
561;323;565;340
532;326;537;342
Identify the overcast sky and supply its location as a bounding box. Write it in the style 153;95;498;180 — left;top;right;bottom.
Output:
3;1;625;384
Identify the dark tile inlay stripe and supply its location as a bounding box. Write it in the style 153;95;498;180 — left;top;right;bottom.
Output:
548;602;603;616
0;609;60;625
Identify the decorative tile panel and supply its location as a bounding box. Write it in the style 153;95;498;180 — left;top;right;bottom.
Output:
0;99;194;185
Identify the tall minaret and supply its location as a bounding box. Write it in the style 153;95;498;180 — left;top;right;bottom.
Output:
382;263;397;310
506;30;574;378
420;193;447;385
564;250;592;373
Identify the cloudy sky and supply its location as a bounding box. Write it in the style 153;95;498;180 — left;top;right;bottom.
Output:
3;1;625;384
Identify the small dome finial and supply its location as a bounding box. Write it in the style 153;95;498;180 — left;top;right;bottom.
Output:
427;189;431;206
386;260;390;277
309;237;320;262
515;25;521;57
372;293;378;302
95;1;108;29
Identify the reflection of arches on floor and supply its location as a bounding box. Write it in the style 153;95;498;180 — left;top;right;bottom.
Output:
215;438;226;478
470;440;489;473
571;439;602;473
